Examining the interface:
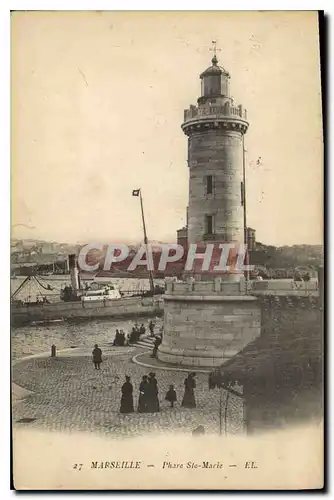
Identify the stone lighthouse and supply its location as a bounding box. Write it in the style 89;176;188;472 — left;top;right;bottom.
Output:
182;50;249;271
157;50;261;368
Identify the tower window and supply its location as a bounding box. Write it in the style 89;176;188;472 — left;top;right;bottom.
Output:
205;215;214;235
206;175;213;195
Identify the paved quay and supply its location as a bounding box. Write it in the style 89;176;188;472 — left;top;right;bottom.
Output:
12;345;244;439
133;350;212;373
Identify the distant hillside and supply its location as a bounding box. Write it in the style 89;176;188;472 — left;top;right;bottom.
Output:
251;243;323;270
11;238;323;278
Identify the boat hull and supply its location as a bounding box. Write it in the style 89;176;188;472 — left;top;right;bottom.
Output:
11;296;164;327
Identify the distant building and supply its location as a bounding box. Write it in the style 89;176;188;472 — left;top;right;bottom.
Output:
247;227;256;251
40;243;55;254
177;226;188;250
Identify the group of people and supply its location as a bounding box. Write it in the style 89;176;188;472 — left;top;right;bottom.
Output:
112;321;156;347
128;323;146;344
119;372;197;414
113;320;163;346
92;337;198;414
119;372;158;414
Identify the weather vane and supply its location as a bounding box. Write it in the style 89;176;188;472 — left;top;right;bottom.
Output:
210;40;221;57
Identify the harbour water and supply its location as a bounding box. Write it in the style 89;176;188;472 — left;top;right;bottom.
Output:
11;276;317;360
11;316;163;360
11;276;164;360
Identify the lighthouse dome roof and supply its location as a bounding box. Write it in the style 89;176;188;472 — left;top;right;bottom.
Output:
200;55;230;79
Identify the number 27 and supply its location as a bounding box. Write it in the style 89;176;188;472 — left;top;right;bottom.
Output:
73;463;83;471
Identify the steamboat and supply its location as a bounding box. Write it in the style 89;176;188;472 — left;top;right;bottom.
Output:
11;254;164;326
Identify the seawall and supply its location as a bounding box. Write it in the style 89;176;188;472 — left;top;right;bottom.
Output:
157;278;321;369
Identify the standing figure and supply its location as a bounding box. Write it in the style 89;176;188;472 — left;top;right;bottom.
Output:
165;384;177;408
113;329;120;346
120;376;134;414
138;375;149;413
139;323;146;336
181;373;196;408
129;327;137;344
147;372;160;413
92;344;102;370
149;320;155;337
152;336;162;358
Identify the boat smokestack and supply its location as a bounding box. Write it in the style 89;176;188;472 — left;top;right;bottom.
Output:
68;254;79;292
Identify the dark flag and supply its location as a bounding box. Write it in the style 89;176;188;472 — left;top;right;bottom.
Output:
132;189;140;197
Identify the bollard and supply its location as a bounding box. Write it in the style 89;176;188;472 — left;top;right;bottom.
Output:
51;344;56;357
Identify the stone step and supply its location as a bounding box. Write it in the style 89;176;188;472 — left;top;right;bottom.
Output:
135;338;155;349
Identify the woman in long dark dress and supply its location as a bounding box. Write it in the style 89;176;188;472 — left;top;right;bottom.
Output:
138;375;149;413
181;372;196;408
147;372;160;413
120;376;134;414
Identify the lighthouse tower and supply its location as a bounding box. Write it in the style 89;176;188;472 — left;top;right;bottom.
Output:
182;50;249;277
157;49;261;368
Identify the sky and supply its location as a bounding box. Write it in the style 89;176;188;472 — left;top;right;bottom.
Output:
11;11;323;246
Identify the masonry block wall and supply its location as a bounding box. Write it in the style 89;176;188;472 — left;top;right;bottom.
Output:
260;295;322;349
187;130;244;244
158;280;261;368
245;296;323;434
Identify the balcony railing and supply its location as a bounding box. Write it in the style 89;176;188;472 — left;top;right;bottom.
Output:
184;105;247;123
202;233;217;241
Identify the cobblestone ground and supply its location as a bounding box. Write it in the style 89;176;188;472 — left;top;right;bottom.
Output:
12;349;244;439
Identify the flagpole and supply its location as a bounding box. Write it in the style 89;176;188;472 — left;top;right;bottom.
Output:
138;190;155;296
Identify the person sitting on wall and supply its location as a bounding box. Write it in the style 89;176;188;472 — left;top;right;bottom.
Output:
119;330;125;346
129;327;138;344
114;329;122;346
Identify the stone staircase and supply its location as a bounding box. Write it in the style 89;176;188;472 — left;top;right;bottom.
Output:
133;335;156;350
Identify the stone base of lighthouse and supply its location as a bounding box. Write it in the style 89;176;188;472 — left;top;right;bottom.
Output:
157;279;261;368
